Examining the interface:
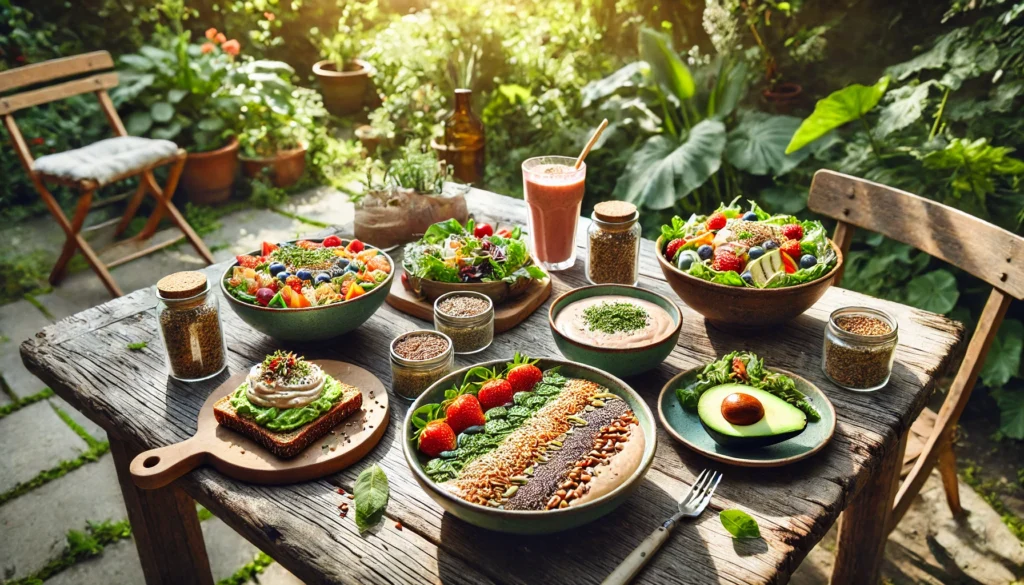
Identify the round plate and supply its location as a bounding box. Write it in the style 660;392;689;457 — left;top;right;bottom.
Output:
657;367;836;467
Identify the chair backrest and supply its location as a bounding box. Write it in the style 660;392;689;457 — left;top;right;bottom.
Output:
0;51;118;116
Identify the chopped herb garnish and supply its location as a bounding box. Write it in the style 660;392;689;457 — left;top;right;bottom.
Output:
582;301;650;335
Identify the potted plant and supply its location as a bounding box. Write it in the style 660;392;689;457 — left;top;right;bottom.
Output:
354;141;468;250
230;60;327;188
311;0;379;116
115;21;242;204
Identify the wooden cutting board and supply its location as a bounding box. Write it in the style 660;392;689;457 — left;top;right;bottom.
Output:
129;360;388;489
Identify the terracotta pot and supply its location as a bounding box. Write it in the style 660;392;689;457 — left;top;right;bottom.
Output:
355;125;391;154
655;236;843;330
239;144;307;188
313;59;371;116
181;138;239;205
762;82;803;111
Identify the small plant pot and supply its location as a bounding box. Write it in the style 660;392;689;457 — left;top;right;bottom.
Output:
762;82;803;111
313;59;371;117
181;138;239;205
356;124;394;155
239;144;307;188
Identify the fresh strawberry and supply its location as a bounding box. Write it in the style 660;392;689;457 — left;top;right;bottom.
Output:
418;420;456;457
346;239;365;253
706;211;727;231
780;239;802;260
781;224;803;241
285;275;303;293
236;254;263;269
505;352;543;393
261;241;279;256
476;370;515;410
712;248;745;273
322;235;343;248
664;238;686;262
445;394;485;434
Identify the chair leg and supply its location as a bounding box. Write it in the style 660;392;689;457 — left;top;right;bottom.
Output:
938;436;962;517
143;163;215;265
115;180;149;237
49;190;94;286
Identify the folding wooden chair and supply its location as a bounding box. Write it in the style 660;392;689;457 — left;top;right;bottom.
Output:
0;50;215;298
808;169;1024;531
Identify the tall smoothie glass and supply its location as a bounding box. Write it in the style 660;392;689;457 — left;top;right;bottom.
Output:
521;156;586;271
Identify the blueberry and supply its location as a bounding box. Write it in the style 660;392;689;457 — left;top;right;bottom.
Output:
315;273;332;284
799;254;817;269
268;262;286;276
742;211;758;221
764;240;779;251
334;257;350;269
741;271;753;284
296;268;313;281
697;244;713;260
676;251;697;271
748;246;765;260
277;271;291;282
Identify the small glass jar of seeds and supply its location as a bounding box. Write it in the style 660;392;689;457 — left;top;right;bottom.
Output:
390;330;454;400
433;291;494;354
155;271;227;382
822;307;898;392
587;201;641;285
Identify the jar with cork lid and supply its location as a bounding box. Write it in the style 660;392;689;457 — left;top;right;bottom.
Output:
155;271;227;382
587;200;641;285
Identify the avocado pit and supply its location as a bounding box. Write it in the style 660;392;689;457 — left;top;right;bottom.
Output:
721;392;765;426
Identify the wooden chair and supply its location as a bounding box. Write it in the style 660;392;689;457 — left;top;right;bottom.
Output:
808;169;1024;531
0;50;215;298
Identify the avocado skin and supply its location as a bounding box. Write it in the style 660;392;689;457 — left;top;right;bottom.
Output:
699;418;804;448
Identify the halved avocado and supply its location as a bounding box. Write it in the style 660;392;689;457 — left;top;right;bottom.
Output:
697;383;807;448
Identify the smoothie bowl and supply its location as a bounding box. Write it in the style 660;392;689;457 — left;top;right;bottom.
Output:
548;285;682;378
221;237;393;341
402;354;656;534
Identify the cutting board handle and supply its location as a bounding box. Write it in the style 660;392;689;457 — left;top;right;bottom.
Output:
130;438;207;490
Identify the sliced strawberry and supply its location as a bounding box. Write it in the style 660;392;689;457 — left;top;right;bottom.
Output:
261;241;279;256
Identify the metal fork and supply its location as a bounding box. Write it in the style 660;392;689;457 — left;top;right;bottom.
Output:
600;469;723;585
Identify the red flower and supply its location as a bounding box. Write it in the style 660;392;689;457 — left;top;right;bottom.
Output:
221;39;240;56
205;28;218;40
263;11;276;21
15;55;25;63
30;137;44;145
201;43;216;54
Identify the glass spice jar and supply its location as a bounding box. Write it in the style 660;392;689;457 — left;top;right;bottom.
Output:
155;271;227;382
587;201;641;285
822;307;898;392
433;291;494;355
390;330;454;400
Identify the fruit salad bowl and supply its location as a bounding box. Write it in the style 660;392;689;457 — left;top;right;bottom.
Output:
655;236;843;330
402;357;656;534
220;238;394;341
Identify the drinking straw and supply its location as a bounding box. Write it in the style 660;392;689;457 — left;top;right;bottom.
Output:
574;118;609;170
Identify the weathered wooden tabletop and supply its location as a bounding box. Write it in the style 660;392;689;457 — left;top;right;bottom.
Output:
22;189;964;585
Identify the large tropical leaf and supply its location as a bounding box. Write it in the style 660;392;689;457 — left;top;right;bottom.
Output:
638;27;694;102
613;119;726;210
581;62;648;108
905;269;959;314
885;28;963;81
708;59;748;120
921;138;1024;202
990;387;1024;439
726;111;808;176
940;42;1000;91
786;77;890;154
875;82;932;139
981;319;1023;388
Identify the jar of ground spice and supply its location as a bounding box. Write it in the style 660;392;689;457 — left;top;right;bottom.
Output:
434;292;494;354
390;331;454;400
587;201;641;285
155;271;227;382
822;307;898;392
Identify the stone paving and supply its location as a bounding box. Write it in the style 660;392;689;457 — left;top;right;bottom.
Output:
1;186;1022;584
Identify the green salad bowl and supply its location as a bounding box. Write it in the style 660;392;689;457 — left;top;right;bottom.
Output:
402;357;657;534
548;285;682;378
220;239;393;342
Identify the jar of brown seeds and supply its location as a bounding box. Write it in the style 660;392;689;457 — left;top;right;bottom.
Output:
822;307;898;392
390;330;454;400
587;201;641;285
433;291;494;354
155;271;227;382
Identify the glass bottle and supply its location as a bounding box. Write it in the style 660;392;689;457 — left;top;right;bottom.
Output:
443;89;485;184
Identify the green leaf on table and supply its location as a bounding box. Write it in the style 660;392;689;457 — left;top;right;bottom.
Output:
786;77;889;154
875;82;932;139
614;120;726;210
150;101;174;123
639;27;694;101
905;269;959;314
726;111;808;176
981;319;1023;388
126;342;148;351
720;509;760;539
990;387;1024;439
125;112;153;136
354;464;389;533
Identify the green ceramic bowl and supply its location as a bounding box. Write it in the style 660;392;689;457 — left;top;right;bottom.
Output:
220;239;394;341
548;285;682;378
402;357;657;534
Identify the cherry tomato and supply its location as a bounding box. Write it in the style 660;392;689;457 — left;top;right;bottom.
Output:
346;239;365;253
474;223;494;238
322;235;342;248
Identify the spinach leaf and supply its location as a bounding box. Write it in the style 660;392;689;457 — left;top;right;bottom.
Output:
354;464;390;533
422;218;470;243
720;509;760;539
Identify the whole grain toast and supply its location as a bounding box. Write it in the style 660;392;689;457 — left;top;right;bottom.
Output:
213;382;362;459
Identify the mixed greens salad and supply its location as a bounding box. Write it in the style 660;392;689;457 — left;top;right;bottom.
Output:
402;219;547;284
676;351;821;421
660;199;836;288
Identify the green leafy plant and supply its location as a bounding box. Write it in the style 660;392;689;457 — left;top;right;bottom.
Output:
230;60;327;158
372;141;451;195
311;0;380;71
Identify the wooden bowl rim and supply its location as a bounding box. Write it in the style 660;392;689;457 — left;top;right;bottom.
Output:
547;284;683;355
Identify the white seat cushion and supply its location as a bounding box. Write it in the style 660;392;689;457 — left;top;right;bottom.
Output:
33;136;179;186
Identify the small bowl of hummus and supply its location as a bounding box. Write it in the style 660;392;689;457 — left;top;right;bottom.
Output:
548;285;682;378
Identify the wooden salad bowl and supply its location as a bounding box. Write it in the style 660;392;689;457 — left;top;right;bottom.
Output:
654;236;843;330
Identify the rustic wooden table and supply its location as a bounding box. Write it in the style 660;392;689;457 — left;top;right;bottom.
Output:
22;189;964;585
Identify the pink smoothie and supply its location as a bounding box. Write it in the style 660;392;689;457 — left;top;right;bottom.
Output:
522;159;586;267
